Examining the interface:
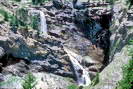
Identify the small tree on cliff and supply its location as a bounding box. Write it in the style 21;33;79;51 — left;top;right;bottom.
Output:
22;73;37;89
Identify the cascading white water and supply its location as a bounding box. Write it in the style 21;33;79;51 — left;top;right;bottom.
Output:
39;11;48;36
28;10;48;37
64;47;91;86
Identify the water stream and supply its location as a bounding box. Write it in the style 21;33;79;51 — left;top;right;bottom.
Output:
39;11;48;36
64;47;91;86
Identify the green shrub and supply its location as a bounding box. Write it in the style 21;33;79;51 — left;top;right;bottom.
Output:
11;8;30;30
0;9;21;29
0;9;9;21
116;59;133;89
22;73;37;89
10;15;19;27
16;8;29;26
116;40;133;89
10;7;40;31
67;84;79;89
30;15;39;31
90;73;99;86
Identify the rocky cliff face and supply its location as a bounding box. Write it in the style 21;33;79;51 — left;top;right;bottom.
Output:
92;1;133;89
0;0;132;89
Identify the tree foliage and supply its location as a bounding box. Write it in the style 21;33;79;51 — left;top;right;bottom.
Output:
116;59;133;89
116;40;133;89
16;8;29;26
67;84;79;89
30;15;39;31
0;9;9;21
22;73;37;89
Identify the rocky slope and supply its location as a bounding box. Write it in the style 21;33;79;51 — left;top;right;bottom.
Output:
0;0;132;89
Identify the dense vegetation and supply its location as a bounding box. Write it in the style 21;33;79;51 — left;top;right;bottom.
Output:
0;9;9;21
14;0;21;2
116;60;133;89
0;7;41;31
116;40;133;89
67;84;79;89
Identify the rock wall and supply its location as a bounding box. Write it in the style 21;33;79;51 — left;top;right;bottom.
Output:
0;0;132;89
92;1;133;89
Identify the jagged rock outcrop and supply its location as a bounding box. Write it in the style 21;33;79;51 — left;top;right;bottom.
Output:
91;1;133;89
0;0;117;88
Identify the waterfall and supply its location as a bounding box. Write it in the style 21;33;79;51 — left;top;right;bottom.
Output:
39;11;48;36
28;10;48;37
64;47;91;86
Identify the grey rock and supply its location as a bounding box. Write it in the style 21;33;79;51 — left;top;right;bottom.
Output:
0;72;73;89
0;0;117;88
52;0;64;9
0;47;5;58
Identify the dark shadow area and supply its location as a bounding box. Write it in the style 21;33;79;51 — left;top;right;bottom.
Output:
0;54;30;72
0;53;74;78
74;10;112;70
